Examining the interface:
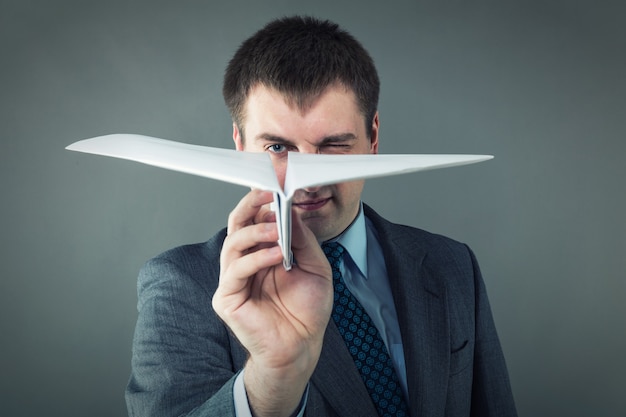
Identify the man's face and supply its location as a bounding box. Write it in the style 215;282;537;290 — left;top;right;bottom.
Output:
233;84;379;242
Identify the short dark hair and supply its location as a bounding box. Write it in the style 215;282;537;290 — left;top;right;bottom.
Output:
223;16;380;138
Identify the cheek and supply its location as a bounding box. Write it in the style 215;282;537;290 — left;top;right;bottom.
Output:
334;180;365;206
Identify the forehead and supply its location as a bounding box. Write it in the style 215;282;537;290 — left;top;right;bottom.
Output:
242;84;364;136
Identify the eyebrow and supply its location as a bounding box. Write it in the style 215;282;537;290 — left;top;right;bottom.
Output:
256;132;358;146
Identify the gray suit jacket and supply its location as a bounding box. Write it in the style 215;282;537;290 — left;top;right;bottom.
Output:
126;205;517;416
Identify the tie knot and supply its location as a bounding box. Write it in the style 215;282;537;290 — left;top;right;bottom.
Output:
322;242;345;279
322;241;345;263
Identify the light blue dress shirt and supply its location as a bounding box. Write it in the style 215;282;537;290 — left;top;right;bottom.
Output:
234;204;408;416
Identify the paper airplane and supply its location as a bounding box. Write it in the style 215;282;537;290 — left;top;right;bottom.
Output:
66;134;493;270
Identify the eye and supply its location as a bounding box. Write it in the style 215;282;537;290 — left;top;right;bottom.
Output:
267;143;287;154
321;143;351;154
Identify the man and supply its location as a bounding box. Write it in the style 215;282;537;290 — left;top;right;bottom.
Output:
126;16;517;417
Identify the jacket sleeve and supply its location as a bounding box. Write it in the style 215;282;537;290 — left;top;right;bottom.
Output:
467;246;518;417
125;241;241;417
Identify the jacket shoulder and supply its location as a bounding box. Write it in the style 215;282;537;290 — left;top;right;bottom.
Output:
137;228;227;297
363;204;471;258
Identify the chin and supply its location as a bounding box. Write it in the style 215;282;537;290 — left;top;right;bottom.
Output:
303;219;333;241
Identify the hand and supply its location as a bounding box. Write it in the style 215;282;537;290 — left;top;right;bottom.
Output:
212;189;333;417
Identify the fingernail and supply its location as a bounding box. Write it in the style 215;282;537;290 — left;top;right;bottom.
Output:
269;246;281;255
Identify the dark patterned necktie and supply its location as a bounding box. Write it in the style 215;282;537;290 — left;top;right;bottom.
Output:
322;242;409;417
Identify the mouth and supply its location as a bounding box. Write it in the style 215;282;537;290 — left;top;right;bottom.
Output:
293;197;331;211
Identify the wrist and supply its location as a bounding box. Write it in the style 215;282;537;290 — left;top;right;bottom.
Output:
243;357;313;417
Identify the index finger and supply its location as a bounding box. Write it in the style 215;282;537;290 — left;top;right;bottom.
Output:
227;189;275;235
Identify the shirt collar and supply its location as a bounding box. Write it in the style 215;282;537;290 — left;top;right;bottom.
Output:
330;203;368;279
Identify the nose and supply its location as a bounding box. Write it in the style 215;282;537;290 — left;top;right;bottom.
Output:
302;185;321;193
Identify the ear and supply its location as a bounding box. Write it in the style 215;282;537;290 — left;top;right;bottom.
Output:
369;112;379;154
232;122;244;151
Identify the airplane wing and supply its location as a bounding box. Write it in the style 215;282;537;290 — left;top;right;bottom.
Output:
66;134;282;192
283;153;493;197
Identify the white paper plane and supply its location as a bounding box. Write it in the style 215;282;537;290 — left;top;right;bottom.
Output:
66;134;493;270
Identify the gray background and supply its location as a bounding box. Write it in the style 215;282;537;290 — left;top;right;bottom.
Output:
1;0;624;416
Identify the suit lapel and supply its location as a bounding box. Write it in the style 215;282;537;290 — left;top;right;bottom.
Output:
366;205;450;417
311;322;379;416
311;205;451;417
